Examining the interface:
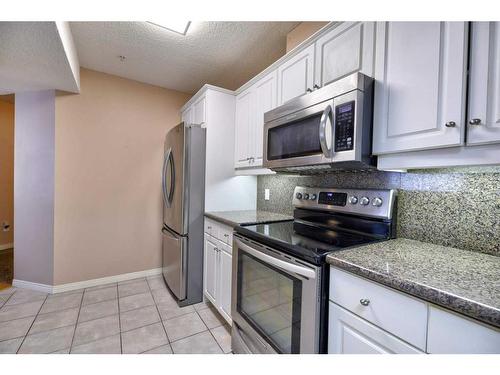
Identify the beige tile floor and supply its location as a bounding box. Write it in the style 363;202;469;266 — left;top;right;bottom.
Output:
0;276;231;354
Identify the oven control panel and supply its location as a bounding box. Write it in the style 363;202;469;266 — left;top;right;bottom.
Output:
293;186;397;220
334;101;355;152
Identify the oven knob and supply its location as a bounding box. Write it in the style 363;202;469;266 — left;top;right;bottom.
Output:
310;194;317;200
360;196;370;206
295;192;303;200
303;193;310;200
348;196;358;205
372;197;383;207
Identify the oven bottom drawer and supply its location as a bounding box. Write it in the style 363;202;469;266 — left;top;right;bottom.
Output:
231;323;277;354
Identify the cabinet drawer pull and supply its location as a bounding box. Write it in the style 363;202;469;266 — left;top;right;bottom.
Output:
224;234;229;237
306;88;313;93
207;226;212;230
468;118;482;125
360;298;370;306
445;121;456;128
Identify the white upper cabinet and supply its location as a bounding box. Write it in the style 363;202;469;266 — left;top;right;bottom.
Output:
251;71;278;166
277;44;315;105
193;95;206;125
234;89;253;168
373;22;468;155
234;71;278;169
181;106;193;125
467;22;500;145
314;22;375;88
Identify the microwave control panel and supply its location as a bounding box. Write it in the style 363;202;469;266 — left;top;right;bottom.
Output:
334;101;355;152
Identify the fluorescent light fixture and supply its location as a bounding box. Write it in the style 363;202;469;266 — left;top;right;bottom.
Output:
147;21;191;35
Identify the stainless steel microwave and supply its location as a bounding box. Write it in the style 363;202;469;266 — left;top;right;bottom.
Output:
263;72;375;172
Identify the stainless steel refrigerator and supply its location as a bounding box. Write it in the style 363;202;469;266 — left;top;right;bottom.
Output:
162;122;206;306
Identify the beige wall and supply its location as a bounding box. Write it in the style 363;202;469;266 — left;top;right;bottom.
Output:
0;99;14;246
54;68;191;284
286;22;329;52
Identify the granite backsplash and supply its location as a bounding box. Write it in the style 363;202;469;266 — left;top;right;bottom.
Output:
257;167;500;256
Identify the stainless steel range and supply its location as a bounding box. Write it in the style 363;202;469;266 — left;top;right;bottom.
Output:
231;186;397;354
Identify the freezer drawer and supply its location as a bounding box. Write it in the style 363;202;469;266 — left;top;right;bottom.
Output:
162;227;187;300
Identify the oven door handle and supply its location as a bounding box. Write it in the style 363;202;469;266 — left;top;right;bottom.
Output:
236;238;316;280
319;104;333;158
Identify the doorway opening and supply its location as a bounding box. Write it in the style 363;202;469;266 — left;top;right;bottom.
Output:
0;94;14;289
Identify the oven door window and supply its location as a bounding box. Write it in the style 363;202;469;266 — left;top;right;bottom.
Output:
237;251;302;354
267;113;322;160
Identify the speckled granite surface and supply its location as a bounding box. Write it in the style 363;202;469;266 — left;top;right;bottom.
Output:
204;210;293;228
326;238;500;327
257;167;500;256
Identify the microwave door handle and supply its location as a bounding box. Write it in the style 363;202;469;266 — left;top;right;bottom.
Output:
319;105;333;158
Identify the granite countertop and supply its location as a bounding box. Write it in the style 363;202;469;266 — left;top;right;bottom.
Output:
204;210;293;228
326;238;500;328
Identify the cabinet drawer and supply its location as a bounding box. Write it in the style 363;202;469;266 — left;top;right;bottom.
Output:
329;267;428;350
329;302;423;354
427;306;500;354
219;225;233;246
204;218;218;238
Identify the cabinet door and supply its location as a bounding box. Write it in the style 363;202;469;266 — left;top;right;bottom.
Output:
427;306;500;354
234;89;253;168
181;106;193;125
467;22;500;145
328;303;423;354
277;44;315;105
373;22;468;154
193;96;206;125
218;248;233;324
314;22;375;87
252;71;278;166
203;235;218;304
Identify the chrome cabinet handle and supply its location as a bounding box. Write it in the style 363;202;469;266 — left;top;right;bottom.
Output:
313;84;320;90
306;88;313;93
445;121;456;128
469;118;482;125
360;299;370;306
319;105;333;158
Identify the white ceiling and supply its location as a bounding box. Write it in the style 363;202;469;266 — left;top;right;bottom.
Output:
70;22;300;94
0;22;80;95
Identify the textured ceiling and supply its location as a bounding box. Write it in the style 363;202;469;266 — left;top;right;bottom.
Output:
70;22;300;94
0;22;80;94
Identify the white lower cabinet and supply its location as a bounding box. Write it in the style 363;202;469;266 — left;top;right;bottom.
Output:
329;266;500;354
203;219;233;325
218;246;233;323
329;303;423;354
427;306;500;354
203;234;218;304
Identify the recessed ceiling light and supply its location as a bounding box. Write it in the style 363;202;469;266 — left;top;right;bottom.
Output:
147;21;191;35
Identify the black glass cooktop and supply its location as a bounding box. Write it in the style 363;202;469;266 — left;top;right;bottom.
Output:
235;220;385;266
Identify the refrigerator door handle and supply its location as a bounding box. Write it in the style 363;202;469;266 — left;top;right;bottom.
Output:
162;147;175;207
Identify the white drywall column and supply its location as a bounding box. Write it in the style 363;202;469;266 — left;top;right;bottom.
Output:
14;90;55;285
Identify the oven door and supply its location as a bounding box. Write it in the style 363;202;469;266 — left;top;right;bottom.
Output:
231;235;321;354
263;100;334;170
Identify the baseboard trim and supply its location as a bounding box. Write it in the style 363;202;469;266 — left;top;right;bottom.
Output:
12;279;53;293
0;243;14;251
13;267;163;294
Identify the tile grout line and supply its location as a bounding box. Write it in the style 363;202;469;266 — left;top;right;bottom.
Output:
116;284;123;354
146;277;172;351
197;308;226;353
15;293;49;354
68;288;85;353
